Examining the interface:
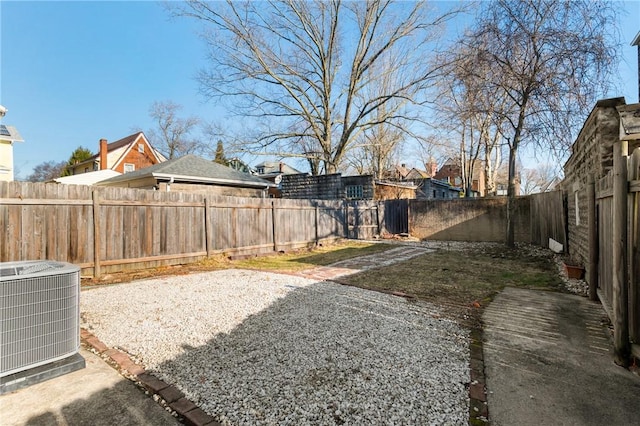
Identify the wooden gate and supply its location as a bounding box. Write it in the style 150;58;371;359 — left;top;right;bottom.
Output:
345;201;380;240
383;199;409;235
595;145;640;360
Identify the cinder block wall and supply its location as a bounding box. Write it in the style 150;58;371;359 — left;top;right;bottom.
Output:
409;197;530;242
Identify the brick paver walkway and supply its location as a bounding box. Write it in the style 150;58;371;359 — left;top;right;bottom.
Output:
296;245;432;281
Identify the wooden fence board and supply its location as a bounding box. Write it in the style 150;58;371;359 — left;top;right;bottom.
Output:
529;191;567;250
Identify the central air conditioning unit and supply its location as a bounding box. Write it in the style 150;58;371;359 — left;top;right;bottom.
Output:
0;260;85;394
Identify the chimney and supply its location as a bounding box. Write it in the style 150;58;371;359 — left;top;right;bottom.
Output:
99;139;108;170
279;162;284;173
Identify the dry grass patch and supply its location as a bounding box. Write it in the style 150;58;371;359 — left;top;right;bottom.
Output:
230;241;394;272
82;240;393;287
339;244;564;327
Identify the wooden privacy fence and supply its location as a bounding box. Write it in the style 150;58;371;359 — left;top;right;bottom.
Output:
528;191;567;250
593;143;640;363
0;182;346;277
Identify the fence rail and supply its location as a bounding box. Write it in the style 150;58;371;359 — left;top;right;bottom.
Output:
0;182;346;277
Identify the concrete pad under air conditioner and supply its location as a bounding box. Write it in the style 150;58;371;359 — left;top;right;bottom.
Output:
0;353;86;395
0;260;85;394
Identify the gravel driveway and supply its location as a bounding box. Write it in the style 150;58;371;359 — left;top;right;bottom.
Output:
81;269;469;425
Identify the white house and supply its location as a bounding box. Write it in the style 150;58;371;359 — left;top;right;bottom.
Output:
0;106;24;182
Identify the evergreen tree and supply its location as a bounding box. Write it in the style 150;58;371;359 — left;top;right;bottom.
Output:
214;140;227;165
61;146;94;176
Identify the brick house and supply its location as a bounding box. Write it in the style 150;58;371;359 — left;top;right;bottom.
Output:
67;132;166;176
433;158;486;197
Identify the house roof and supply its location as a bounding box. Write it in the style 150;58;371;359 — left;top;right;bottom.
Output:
52;169;121;185
97;154;276;188
74;132;166;169
383;164;410;178
375;181;418;190
0;125;24;143
254;161;302;175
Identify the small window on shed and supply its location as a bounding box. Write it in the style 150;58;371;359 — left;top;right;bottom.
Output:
346;185;363;199
124;163;135;173
433;190;437;198
138;143;144;153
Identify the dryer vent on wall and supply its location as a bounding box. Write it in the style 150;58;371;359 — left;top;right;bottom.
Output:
0;261;85;394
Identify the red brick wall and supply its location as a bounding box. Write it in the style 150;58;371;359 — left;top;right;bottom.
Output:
114;142;159;173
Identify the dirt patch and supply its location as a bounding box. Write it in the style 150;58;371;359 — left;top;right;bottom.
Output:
337;243;565;329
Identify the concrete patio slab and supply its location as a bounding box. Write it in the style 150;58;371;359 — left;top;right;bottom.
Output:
483;287;640;425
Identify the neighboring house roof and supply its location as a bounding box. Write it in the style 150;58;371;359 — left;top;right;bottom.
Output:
52;169;121;185
254;161;302;176
405;168;429;179
97;154;276;188
73;132;166;171
0;125;24;143
375;181;418;190
382;164;410;179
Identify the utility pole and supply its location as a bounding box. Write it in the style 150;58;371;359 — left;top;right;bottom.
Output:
633;31;640;102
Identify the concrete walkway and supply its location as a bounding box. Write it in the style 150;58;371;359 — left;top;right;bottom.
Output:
0;348;179;426
483;287;640;426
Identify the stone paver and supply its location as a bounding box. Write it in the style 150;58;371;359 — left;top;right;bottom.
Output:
298;245;432;280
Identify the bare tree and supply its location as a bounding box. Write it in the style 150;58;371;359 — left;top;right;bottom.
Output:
460;0;619;246
147;101;203;159
26;161;67;182
434;40;509;197
173;0;461;174
521;163;559;195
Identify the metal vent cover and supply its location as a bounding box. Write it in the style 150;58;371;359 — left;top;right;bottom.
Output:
0;261;81;377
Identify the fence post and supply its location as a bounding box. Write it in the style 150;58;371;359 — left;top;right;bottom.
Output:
344;200;349;239
204;198;212;257
588;176;598;302
272;201;277;251
231;207;238;249
376;201;382;237
406;199;411;235
92;190;101;279
612;140;629;366
314;203;319;246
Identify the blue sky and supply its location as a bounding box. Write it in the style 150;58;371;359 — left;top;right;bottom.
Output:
1;1;639;179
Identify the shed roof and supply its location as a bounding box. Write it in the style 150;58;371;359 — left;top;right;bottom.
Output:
52;169;121;185
98;154;276;188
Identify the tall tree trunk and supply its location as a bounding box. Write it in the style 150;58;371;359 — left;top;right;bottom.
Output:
506;101;526;247
506;143;518;247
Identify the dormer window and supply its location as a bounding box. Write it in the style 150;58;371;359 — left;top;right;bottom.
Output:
138;143;144;153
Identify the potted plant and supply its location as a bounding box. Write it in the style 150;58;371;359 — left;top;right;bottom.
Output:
562;256;585;279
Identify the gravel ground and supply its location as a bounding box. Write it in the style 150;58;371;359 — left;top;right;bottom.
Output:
81;269;469;425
